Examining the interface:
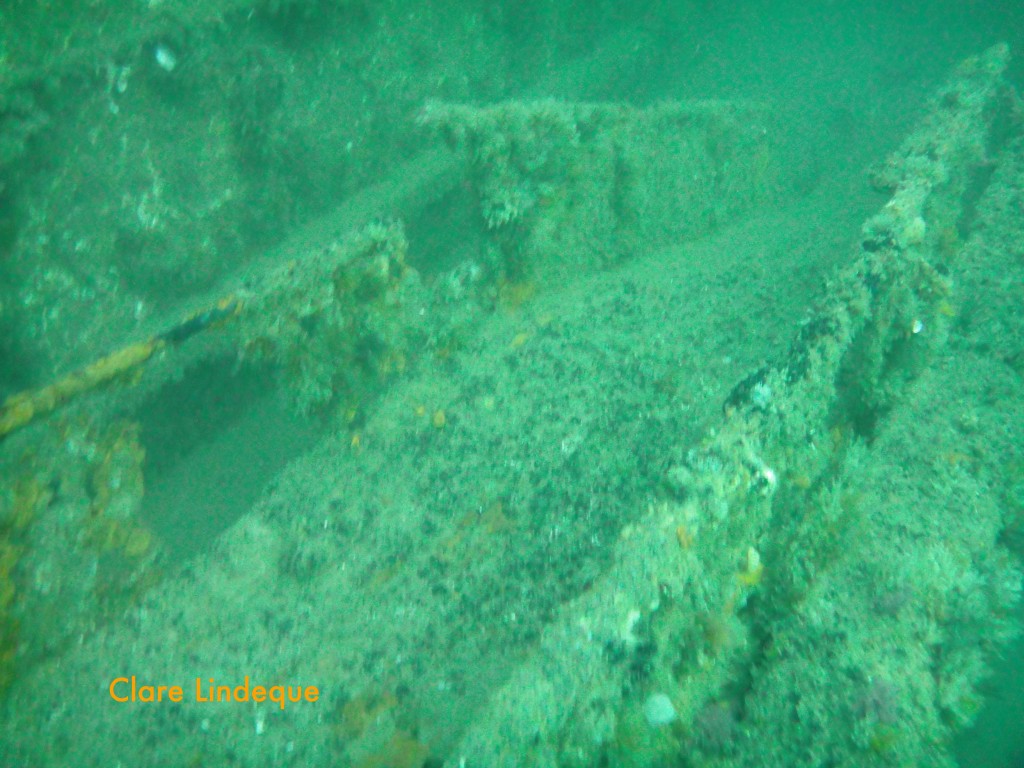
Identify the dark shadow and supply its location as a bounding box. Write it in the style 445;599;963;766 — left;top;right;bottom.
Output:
138;356;321;556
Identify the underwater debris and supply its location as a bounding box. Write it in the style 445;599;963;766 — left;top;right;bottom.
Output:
444;43;1018;768
421;99;779;282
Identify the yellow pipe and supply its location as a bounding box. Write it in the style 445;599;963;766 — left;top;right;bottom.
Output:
0;296;241;441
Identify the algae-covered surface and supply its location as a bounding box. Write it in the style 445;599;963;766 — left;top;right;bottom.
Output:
2;2;1024;767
